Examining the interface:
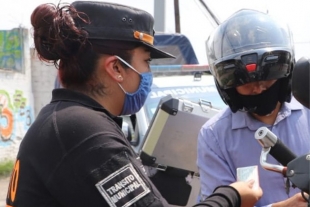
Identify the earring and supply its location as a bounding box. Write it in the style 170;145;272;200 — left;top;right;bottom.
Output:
118;75;123;80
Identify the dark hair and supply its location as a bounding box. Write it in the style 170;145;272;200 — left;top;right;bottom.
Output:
31;3;138;89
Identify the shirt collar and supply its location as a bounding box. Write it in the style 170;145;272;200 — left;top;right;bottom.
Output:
231;97;304;130
51;88;123;127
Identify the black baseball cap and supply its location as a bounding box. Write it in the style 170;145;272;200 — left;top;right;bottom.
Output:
72;1;175;59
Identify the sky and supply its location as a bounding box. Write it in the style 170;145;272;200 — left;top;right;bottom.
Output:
1;0;310;64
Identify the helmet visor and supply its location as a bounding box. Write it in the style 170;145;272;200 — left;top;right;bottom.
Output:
214;49;291;89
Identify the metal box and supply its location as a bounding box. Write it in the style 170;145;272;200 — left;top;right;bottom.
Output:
140;95;219;172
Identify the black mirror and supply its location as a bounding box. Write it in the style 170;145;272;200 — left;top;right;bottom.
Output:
122;121;132;142
121;115;139;146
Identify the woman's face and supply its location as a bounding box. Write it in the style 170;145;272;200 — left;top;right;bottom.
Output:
120;46;151;93
236;79;277;95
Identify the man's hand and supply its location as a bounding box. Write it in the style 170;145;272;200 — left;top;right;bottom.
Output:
271;192;308;207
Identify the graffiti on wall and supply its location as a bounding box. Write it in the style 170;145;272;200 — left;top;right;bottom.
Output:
0;90;33;146
0;28;24;71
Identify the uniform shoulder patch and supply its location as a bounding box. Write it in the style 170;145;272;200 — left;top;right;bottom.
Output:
96;163;150;207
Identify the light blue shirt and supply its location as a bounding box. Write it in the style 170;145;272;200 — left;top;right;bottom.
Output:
197;97;310;207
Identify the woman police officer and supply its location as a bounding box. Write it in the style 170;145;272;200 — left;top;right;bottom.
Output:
6;2;261;207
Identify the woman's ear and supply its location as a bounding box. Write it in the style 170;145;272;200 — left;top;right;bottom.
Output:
104;56;124;83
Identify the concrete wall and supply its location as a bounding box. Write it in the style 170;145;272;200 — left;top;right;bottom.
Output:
0;28;34;161
0;28;57;162
30;48;57;118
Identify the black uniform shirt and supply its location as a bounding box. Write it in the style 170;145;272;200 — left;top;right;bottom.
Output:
6;89;169;207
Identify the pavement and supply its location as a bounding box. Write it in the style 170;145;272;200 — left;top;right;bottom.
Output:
0;176;10;207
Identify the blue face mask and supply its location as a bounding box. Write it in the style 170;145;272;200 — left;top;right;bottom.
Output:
115;56;153;115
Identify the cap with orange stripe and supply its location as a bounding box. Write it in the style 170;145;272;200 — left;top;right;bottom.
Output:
72;1;175;59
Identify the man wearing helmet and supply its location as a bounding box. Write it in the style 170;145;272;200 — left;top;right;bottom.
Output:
197;9;310;206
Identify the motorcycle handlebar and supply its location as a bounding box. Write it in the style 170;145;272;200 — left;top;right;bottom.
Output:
255;127;296;174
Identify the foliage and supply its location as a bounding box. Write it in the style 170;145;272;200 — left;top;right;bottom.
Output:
0;160;13;178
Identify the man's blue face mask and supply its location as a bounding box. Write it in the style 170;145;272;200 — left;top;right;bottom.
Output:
115;56;153;115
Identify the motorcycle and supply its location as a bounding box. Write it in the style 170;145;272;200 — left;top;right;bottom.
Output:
255;57;310;204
